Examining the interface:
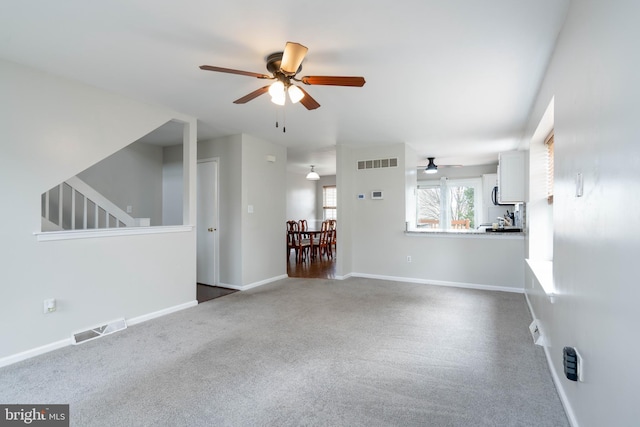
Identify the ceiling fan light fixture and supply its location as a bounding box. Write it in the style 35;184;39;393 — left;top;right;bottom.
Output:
288;84;304;104
268;81;285;98
425;157;438;174
271;93;285;106
306;165;320;180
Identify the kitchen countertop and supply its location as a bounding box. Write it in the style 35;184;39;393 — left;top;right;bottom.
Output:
405;228;525;239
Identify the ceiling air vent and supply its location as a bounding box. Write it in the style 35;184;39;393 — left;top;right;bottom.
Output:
357;158;398;170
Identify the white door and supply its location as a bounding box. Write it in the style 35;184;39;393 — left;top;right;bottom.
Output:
197;159;219;286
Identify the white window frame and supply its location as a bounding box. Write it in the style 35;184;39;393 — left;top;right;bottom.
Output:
323;185;337;221
417;177;482;230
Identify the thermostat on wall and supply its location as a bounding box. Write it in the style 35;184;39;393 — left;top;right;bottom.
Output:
371;190;384;200
357;194;365;200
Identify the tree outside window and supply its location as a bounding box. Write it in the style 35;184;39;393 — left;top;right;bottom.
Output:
417;178;480;229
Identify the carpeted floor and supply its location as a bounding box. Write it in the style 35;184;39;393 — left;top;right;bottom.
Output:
0;277;569;426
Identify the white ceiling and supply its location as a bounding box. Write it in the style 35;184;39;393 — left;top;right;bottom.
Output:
0;0;569;176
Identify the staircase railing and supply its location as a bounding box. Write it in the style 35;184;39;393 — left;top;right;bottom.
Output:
41;176;147;232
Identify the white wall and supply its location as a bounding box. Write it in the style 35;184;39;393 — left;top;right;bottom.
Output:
314;175;336;228
286;171;316;225
198;134;287;288
78;141;164;225
241;134;287;286
522;2;640;425
0;59;197;361
338;143;524;290
162;144;183;226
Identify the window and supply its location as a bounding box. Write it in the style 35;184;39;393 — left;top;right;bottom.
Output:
417;178;481;230
323;185;337;220
545;131;554;204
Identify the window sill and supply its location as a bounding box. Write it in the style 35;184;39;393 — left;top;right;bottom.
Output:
35;225;194;242
526;259;555;302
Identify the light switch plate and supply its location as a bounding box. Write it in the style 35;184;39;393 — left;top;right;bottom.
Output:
576;173;583;197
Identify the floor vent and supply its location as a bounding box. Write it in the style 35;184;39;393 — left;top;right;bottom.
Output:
72;318;127;345
529;319;545;346
357;157;398;170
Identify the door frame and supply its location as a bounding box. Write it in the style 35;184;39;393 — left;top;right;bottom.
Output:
197;157;220;286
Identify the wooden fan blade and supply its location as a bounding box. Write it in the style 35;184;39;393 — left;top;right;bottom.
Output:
297;87;320;110
300;76;366;87
233;86;270;104
280;42;308;75
200;65;271;79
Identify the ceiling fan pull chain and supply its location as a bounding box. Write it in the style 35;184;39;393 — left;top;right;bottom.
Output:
275;109;279;128
283;108;286;133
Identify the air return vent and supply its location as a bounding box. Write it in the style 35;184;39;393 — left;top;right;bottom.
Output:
72;318;127;345
357;158;398;170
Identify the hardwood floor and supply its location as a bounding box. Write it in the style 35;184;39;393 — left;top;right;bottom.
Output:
197;284;238;303
286;251;336;279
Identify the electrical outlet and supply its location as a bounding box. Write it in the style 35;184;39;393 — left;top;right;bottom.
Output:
43;298;56;314
407;256;412;263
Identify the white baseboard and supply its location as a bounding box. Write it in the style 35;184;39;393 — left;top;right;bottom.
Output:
0;299;198;368
0;338;72;369
524;291;579;427
350;273;524;294
220;274;288;291
127;300;198;326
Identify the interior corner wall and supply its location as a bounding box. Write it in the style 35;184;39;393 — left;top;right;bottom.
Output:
77;142;164;225
335;145;354;277
286;171;316;226
162;144;184;226
315;175;336;225
197;135;243;287
522;1;640;425
341;142;523;290
0;59;196;361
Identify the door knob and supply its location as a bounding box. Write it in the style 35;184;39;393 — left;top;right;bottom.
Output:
207;228;216;232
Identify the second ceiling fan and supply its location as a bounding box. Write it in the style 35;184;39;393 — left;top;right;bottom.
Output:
200;41;366;110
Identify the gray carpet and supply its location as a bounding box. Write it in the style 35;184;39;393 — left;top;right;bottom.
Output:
0;277;569;427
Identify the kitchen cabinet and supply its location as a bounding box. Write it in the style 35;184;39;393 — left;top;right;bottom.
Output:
498;151;525;203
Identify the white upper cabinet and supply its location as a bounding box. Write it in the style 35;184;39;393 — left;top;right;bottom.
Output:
498;151;525;203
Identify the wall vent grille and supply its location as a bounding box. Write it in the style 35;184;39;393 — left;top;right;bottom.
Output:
72;318;127;345
357;158;398;170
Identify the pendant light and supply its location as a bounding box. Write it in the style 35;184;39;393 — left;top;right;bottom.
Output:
306;165;320;180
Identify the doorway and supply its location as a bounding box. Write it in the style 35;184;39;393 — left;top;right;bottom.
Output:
196;158;219;287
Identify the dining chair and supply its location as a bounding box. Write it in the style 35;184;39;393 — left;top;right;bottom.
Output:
312;220;332;260
327;219;337;256
286;220;310;263
298;219;308;232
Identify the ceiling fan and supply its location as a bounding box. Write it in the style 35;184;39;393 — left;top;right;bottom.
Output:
419;157;463;174
199;41;366;110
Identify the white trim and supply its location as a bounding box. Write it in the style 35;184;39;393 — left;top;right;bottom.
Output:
127;300;198;326
0;338;72;369
350;273;524;293
526;258;555;302
35;225;194;241
220;274;289;291
525;292;579;427
0;300;198;368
